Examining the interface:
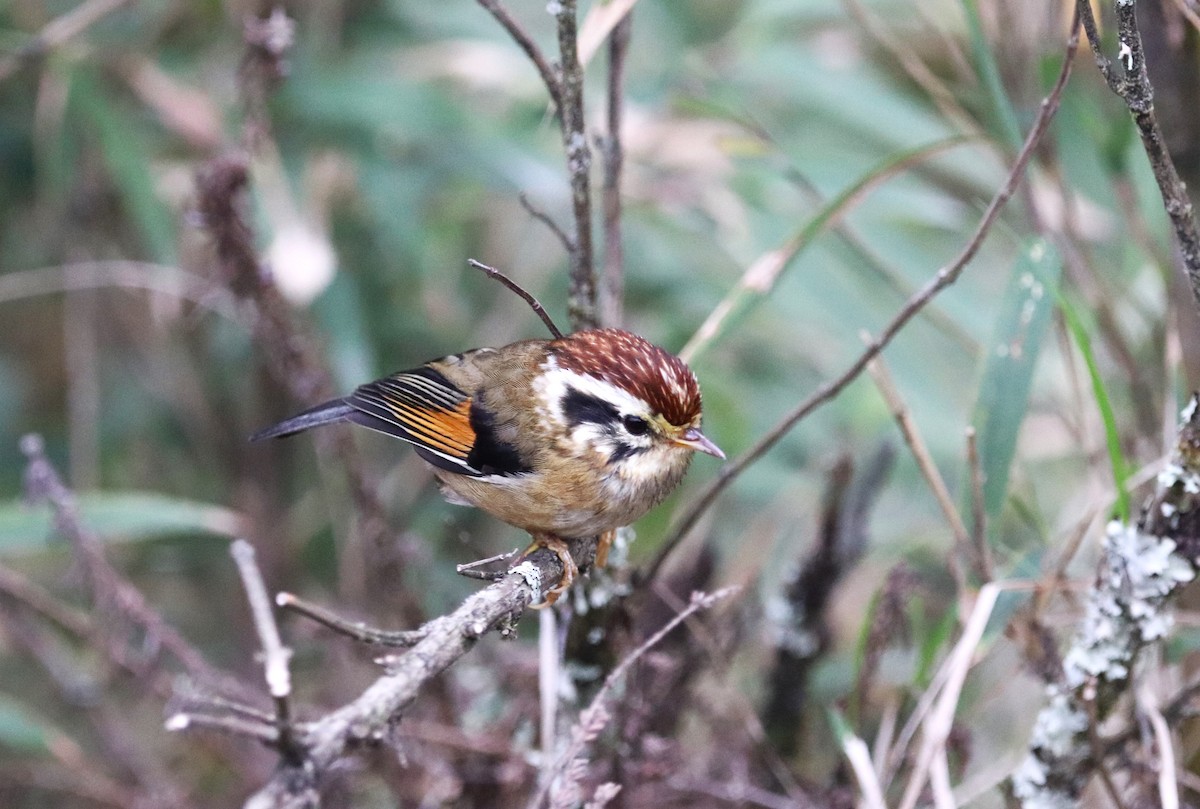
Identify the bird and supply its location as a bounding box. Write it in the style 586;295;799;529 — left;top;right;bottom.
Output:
252;327;724;605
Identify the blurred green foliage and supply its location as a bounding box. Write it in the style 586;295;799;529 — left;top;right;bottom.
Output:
0;0;1194;805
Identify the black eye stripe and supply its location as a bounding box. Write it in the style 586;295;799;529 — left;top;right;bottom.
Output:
610;442;646;463
561;387;621;427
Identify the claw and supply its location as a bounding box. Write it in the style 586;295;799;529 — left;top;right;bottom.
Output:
523;534;577;608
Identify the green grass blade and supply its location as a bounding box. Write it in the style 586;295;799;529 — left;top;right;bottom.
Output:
681;135;971;362
0;492;241;555
0;694;51;753
1058;296;1132;521
960;0;1023;150
972;238;1062;516
70;70;178;263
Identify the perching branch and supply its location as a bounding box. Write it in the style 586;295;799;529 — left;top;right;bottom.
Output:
183;538;597;808
1076;0;1200;309
644;14;1080;582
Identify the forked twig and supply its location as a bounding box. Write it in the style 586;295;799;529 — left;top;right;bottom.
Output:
468;259;565;338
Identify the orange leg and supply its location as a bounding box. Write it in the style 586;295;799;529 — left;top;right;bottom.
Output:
595;529;616;569
524;534;578;608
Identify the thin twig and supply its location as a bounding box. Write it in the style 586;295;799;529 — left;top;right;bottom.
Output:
841;730;888;809
519;192;574;254
476;0;562;111
0;261;241;321
230;539;299;762
1139;687;1181;809
679;136;971;364
964;427;993;582
645;18;1078;582
865;348;970;600
468;259;564;338
0;0;133;82
896;583;1001;809
0;562;94;638
165;712;280;745
840;0;982;138
276;591;429;648
599;13;631;327
457;548;521;581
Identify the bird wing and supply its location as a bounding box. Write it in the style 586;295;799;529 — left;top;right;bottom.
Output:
347;367;485;476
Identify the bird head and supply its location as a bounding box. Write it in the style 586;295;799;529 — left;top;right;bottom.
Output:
536;328;723;485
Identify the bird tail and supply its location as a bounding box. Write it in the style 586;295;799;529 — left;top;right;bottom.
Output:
250;399;356;441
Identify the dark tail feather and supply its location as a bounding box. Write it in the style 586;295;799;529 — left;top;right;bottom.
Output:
250;399;355;441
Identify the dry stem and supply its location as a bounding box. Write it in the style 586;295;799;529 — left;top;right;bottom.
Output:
646;17;1080;582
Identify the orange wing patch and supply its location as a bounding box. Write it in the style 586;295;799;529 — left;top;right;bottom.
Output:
347;369;482;473
379;394;474;458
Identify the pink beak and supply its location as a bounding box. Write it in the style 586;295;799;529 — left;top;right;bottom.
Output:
674;427;725;459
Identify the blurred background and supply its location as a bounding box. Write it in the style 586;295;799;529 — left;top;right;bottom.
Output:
1;0;1198;806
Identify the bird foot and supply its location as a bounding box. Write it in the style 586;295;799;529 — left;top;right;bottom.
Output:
594;529;616;569
523;534;578;609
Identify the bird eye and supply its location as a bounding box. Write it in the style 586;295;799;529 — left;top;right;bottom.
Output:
622;415;649;436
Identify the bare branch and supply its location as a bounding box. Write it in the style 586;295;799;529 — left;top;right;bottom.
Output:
468;259;565;338
1076;0;1200;308
645;16;1079;582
